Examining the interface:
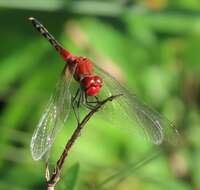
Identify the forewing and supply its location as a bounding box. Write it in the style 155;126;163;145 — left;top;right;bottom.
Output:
30;65;73;161
94;64;179;145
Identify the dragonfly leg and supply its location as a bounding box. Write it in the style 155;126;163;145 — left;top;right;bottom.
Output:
83;103;96;110
94;96;100;103
85;94;101;104
82;93;98;110
77;89;83;111
72;89;81;124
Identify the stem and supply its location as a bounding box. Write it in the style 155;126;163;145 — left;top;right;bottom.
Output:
46;94;122;189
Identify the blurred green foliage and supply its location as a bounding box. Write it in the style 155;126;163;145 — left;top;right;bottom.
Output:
0;0;200;190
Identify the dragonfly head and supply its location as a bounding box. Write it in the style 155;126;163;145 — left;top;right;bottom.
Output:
81;76;103;96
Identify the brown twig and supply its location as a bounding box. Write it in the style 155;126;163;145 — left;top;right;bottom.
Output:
46;94;122;190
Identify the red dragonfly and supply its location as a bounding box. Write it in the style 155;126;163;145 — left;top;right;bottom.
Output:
29;17;178;161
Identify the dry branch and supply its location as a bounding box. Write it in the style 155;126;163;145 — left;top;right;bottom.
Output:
46;94;121;190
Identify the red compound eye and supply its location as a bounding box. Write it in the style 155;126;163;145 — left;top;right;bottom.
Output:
93;76;103;86
86;86;101;96
81;76;103;96
81;76;95;89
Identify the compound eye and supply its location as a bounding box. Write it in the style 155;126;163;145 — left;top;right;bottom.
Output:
86;86;100;96
94;76;103;86
81;77;95;88
88;78;95;86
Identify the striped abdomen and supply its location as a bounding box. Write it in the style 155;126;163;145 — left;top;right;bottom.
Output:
29;17;61;51
29;17;76;62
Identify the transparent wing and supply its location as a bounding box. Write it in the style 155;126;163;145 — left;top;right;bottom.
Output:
30;65;73;160
94;64;179;145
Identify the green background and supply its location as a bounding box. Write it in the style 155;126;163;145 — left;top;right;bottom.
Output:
0;0;200;189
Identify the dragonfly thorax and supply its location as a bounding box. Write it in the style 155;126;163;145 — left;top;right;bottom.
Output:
80;75;103;96
72;57;93;81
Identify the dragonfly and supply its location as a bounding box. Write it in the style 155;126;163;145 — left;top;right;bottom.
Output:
29;17;178;161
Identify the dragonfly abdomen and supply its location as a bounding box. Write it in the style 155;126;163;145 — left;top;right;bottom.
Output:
29;17;76;62
29;17;61;51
